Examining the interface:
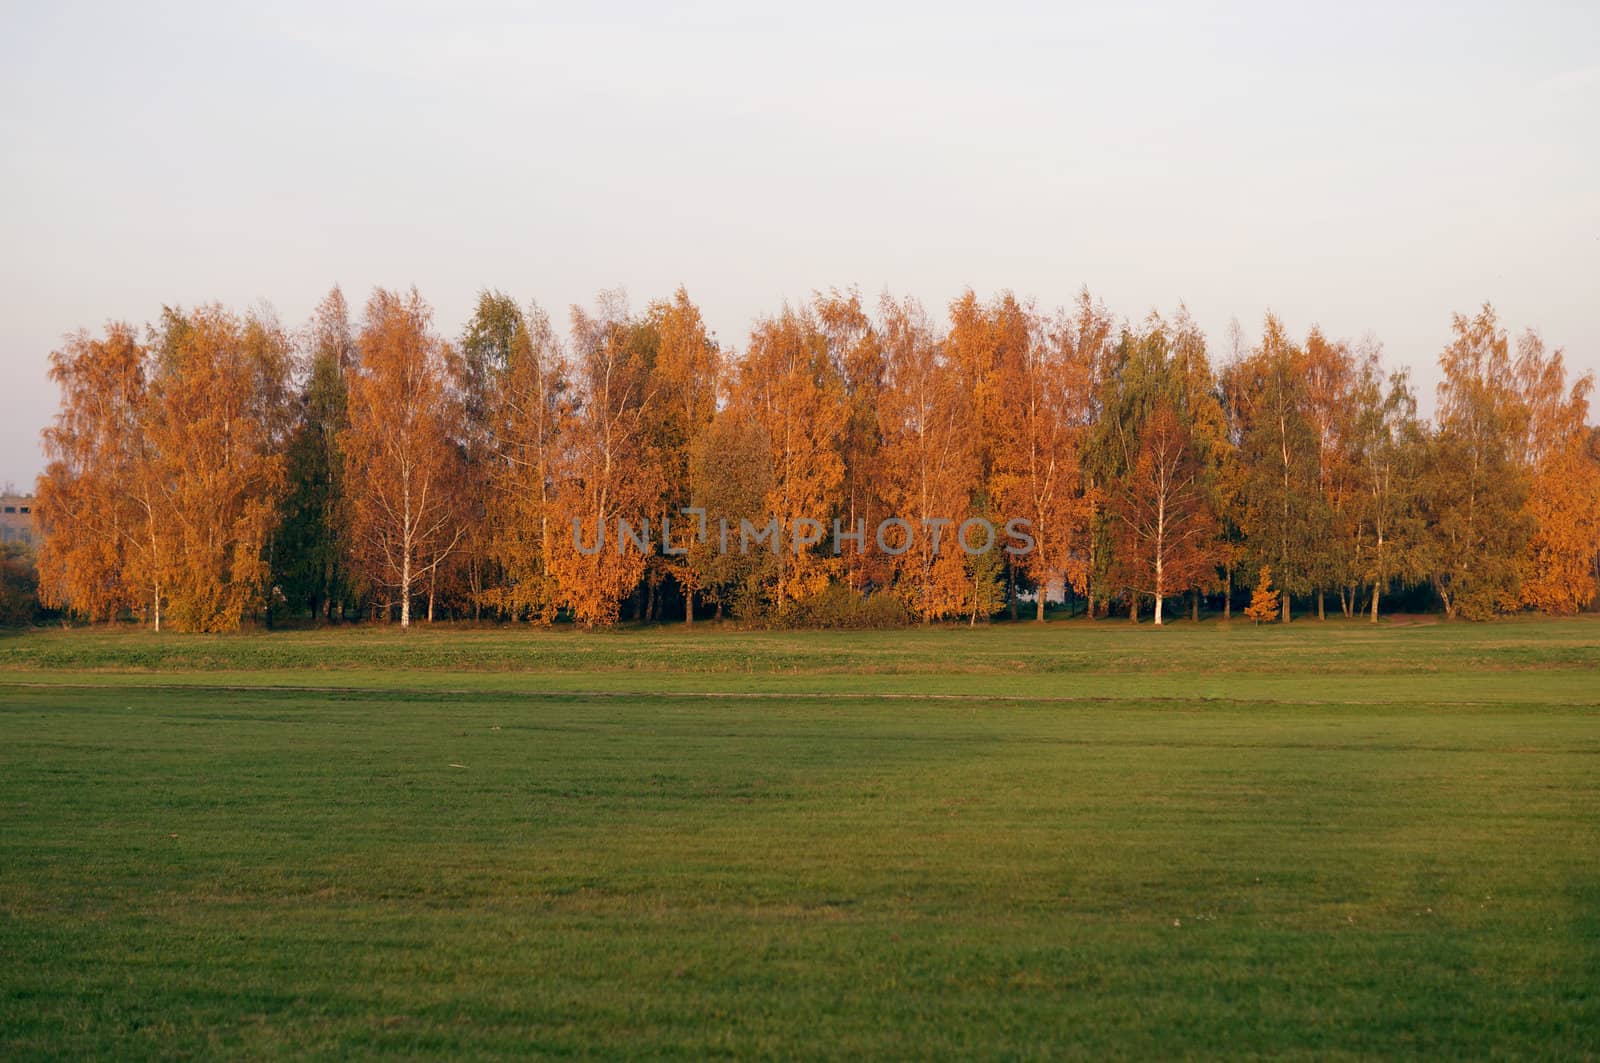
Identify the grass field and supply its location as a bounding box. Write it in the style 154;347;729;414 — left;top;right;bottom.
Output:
2;617;1598;1058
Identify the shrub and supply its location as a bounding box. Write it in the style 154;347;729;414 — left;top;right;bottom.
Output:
0;544;40;627
777;583;912;630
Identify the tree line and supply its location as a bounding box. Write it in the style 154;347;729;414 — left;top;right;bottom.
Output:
33;285;1600;631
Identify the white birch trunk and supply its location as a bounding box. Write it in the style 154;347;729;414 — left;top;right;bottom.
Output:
400;549;412;628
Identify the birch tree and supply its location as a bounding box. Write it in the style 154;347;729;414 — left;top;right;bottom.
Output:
1513;330;1600;612
992;303;1092;620
1348;357;1426;622
647;287;719;622
547;292;662;627
1422;305;1530;619
816;289;885;593
1229;314;1323;622
136;305;289;631
344;289;465;627
36;324;147;622
484;300;568;622
1109;401;1218;624
729;305;847;611
877;295;972;620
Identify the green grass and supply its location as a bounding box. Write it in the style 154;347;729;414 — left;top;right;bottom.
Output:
2;617;1598;1058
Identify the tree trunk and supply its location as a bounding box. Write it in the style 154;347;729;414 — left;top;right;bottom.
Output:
685;587;694;626
1224;565;1232;620
400;551;412;628
1192;591;1200;623
1154;552;1164;625
1280;590;1290;624
645;578;656;625
1037;589;1046;623
1317;589;1325;621
1086;561;1096;620
472;559;482;622
1130;595;1139;624
1007;556;1018;621
1370;580;1381;624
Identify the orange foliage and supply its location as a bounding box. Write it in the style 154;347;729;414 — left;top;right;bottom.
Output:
876;295;972;620
1515;334;1600;612
140;306;290;631
36;324;147;622
728;305;847;611
1245;567;1279;623
646;287;720;621
483;302;568;623
343;289;465;627
33;287;1600;630
546;294;663;627
992;303;1094;620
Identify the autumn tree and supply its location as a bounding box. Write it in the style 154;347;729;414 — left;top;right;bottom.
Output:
455;290;528;617
1512;330;1600;612
1160;306;1227;620
727;304;847;612
1086;313;1187;621
1590;427;1600;601
1245;567;1279;623
1059;290;1117;618
35;323;147;622
876;295;972;620
646;287;719;622
1301;327;1359;618
943;290;1042;619
1347;356;1426;622
687;414;775;619
547;292;663;626
1109;401;1219;624
1228;314;1324;622
992;302;1092;621
1421;305;1531;619
136;306;291;631
816;289;885;593
343;289;466;627
482;300;568;623
1213;317;1253;619
39;308;290;632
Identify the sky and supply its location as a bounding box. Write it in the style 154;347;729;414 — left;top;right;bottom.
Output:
1;0;1596;489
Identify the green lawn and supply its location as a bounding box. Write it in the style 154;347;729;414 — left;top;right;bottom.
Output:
2;617;1598;1058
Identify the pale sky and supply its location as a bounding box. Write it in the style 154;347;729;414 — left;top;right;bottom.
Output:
2;1;1596;488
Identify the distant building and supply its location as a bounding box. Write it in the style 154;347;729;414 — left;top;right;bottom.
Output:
0;495;36;548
